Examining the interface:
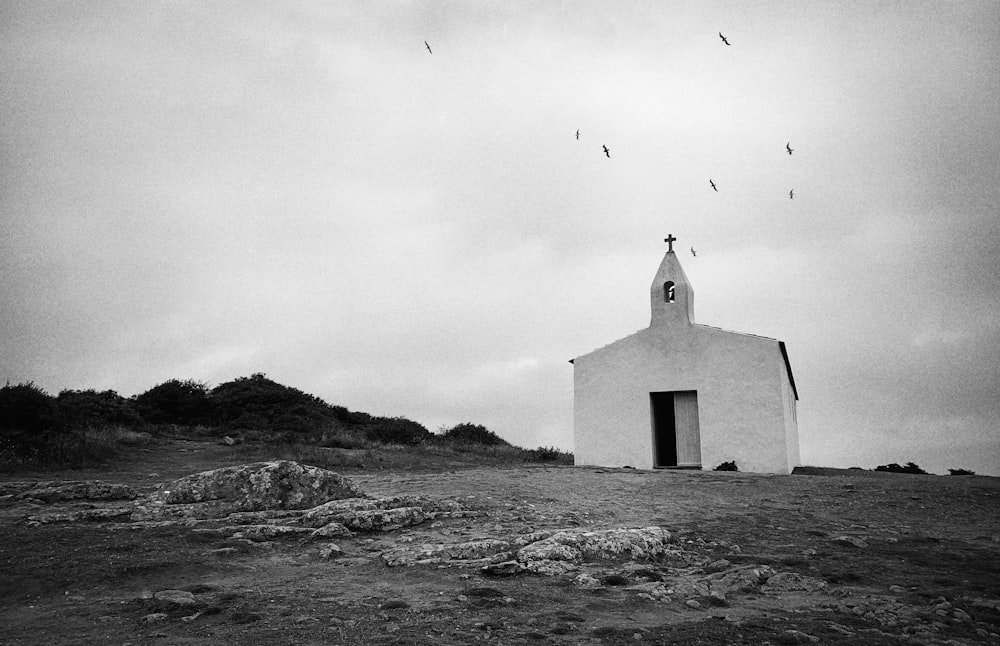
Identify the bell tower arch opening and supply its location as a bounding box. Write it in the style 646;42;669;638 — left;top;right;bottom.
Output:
664;281;675;302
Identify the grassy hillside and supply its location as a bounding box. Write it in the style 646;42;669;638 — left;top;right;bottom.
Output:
0;374;570;471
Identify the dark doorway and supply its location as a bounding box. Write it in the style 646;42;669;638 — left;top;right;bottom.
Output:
650;392;677;467
650;391;702;469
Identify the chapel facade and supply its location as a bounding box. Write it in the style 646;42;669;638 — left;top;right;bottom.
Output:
572;237;800;474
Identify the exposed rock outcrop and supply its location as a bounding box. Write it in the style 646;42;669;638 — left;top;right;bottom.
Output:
517;526;673;568
149;461;363;511
10;481;137;503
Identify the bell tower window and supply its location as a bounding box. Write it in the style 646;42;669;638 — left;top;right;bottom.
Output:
664;281;675;303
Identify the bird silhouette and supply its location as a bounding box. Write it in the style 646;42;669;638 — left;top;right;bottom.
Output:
789;189;794;199
576;129;580;140
691;247;697;257
786;142;793;155
424;41;432;54
719;32;731;46
709;179;717;192
602;145;610;158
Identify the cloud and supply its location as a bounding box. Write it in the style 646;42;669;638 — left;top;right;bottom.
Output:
2;2;998;475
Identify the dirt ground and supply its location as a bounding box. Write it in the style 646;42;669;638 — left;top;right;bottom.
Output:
1;439;999;645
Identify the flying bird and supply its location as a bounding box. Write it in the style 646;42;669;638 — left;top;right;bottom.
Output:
576;129;580;140
709;179;717;192
424;41;432;54
789;189;794;199
602;145;610;158
691;247;697;257
786;142;793;155
719;32;731;46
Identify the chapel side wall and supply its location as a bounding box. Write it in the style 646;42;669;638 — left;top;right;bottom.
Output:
690;329;791;474
574;326;793;473
779;356;801;470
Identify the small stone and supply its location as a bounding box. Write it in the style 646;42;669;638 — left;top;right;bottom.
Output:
140;613;168;624
686;599;702;609
482;560;526;576
708;590;727;603
318;543;343;560
889;585;906;593
704;559;731;573
380;600;409;610
153;590;196;606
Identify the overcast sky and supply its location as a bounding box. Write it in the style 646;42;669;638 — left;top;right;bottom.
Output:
2;1;998;476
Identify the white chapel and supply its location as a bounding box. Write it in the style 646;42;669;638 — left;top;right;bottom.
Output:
572;236;800;474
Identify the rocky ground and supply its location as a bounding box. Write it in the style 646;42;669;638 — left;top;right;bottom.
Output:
1;439;998;645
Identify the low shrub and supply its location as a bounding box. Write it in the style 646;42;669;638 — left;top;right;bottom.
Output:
874;462;927;475
948;468;976;476
523;446;573;464
440;423;509;446
363;416;431;446
714;460;738;472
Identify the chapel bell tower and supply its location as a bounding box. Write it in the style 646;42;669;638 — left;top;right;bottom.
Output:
650;234;695;328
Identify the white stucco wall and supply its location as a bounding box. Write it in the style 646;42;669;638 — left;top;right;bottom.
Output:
573;323;798;474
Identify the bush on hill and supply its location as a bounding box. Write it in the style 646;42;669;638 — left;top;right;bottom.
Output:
440;422;509;446
1;382;58;465
0;382;57;433
948;468;975;476
134;379;214;426
210;373;346;435
56;389;141;429
363;416;431;446
0;383;139;468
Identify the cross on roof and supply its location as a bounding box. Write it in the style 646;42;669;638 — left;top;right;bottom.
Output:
664;234;677;253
